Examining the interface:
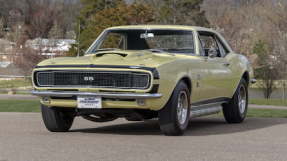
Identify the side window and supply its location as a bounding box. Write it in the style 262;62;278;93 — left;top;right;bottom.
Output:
198;34;220;57
215;35;229;57
217;39;226;57
198;36;205;56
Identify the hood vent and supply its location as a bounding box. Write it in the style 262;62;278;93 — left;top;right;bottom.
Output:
95;52;128;57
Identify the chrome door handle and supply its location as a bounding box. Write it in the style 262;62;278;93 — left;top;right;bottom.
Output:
223;62;230;67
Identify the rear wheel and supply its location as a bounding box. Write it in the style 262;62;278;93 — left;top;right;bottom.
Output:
223;79;248;123
158;81;190;136
41;105;75;132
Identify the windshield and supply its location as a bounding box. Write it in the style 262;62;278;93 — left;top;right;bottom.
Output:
87;29;195;54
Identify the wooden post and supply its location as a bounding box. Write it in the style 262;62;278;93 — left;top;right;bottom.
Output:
283;80;286;102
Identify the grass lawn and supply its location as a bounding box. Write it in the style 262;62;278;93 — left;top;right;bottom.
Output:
250;99;287;106
0;99;40;112
246;109;287;118
215;109;287;118
0;79;32;89
0;90;31;94
0;100;287;118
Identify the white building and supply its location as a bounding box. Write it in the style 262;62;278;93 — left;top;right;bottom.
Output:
25;38;76;57
0;39;15;66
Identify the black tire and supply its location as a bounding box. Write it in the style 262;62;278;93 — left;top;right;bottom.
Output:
223;79;248;123
158;81;191;136
41;105;75;132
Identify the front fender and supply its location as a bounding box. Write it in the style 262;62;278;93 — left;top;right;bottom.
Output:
149;59;195;111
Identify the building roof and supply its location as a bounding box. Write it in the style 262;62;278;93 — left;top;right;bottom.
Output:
0;39;14;46
0;63;23;76
0;61;11;68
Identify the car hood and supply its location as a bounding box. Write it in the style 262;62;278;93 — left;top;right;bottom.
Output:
37;50;190;68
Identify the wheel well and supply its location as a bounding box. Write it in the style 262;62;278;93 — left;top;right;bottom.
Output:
242;72;249;85
181;77;192;92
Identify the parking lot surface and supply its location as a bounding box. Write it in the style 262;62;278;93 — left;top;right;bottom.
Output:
0;113;287;161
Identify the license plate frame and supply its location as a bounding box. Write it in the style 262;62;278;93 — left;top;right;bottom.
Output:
77;96;102;109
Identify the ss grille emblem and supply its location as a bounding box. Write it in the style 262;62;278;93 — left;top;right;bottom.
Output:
84;76;94;81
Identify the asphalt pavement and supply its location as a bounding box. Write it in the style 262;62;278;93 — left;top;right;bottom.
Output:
0;113;287;161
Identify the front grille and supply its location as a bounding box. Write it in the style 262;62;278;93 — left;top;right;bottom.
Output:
35;71;151;89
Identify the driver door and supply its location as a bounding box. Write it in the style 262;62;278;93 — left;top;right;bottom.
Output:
197;31;233;101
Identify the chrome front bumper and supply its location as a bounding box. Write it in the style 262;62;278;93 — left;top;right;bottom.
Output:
31;90;162;99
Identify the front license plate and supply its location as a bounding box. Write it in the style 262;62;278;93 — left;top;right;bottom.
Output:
77;96;102;109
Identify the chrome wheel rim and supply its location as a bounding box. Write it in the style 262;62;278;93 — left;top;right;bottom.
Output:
177;91;188;125
238;85;247;114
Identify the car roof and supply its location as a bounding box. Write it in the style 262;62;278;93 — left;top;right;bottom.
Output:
107;25;215;32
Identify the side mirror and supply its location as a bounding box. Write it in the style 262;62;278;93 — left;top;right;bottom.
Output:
208;48;217;58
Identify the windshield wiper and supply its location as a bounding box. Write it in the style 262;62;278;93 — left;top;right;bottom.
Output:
166;48;194;51
165;48;194;54
144;49;165;53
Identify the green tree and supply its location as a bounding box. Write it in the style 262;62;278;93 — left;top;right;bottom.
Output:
68;0;124;56
253;40;281;99
68;2;155;56
140;0;209;26
78;0;123;27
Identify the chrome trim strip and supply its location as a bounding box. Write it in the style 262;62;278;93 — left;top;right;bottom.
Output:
191;97;230;107
35;70;151;89
34;65;160;79
31;90;162;99
190;106;221;118
191;101;227;108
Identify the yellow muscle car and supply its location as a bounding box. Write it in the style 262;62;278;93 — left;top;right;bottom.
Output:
32;25;256;136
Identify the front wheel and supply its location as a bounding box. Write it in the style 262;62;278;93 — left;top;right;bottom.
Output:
223;79;248;123
158;81;191;136
41;105;75;132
